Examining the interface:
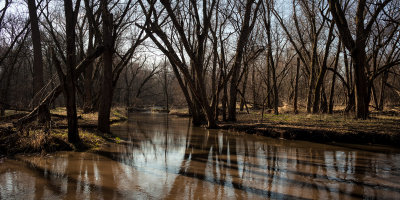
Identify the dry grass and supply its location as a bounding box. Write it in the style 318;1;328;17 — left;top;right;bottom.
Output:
0;127;108;156
2;110;28;117
233;105;400;135
51;107;127;121
0;107;127;156
169;108;190;116
51;129;106;150
50;107;127;128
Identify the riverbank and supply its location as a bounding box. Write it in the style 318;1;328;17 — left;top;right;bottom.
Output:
0;107;127;156
169;107;400;147
220;111;400;147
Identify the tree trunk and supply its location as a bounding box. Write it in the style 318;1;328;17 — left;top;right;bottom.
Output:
228;0;260;122
378;71;389;111
37;104;50;124
329;42;341;114
320;84;328;113
28;0;50;123
343;48;354;113
327;0;389;119
83;31;94;113
313;22;334;113
306;35;318;113
371;83;379;110
266;54;271;109
222;82;227;121
251;64;258;109
28;0;44;100
265;3;278;115
353;53;370;119
98;1;114;133
164;63;169;112
293;57;300;114
240;65;249;111
228;63;239;121
0;106;4;117
191;97;206;126
63;0;80;143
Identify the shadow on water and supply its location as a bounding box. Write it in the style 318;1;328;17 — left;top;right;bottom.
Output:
1;113;400;199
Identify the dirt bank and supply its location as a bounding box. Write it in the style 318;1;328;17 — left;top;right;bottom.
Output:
219;112;400;147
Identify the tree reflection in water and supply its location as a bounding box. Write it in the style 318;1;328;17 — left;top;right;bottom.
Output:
1;113;400;199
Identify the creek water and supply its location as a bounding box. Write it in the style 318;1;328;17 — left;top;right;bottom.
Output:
1;113;400;199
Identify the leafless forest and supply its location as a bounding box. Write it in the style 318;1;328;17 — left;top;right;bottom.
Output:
1;0;399;142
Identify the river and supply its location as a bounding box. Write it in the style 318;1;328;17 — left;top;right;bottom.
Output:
1;113;400;199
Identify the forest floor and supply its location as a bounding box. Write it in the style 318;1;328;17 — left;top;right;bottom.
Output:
0;107;127;156
171;105;400;147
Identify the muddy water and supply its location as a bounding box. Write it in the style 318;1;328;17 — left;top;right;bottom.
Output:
1;113;400;199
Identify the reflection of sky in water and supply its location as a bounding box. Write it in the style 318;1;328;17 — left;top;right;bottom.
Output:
1;113;400;199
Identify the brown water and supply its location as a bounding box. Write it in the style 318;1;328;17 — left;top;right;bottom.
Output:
1;113;400;199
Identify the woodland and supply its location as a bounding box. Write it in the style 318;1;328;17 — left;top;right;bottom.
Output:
0;0;399;149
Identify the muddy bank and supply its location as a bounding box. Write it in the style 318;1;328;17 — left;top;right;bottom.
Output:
220;123;400;147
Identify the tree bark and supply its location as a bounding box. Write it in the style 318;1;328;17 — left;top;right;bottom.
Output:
266;3;278;115
63;0;80;143
28;0;44;98
228;0;261;121
306;35;317;113
312;21;335;113
328;0;391;119
28;0;50;122
378;71;389;110
83;30;94;113
329;42;341;114
222;81;227;121
293;57;300;114
240;64;249;111
97;0;114;133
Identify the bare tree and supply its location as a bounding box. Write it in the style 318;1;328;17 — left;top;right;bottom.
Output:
328;0;399;119
59;0;81;143
138;0;220;127
228;0;262;121
97;0;147;133
28;0;50;122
